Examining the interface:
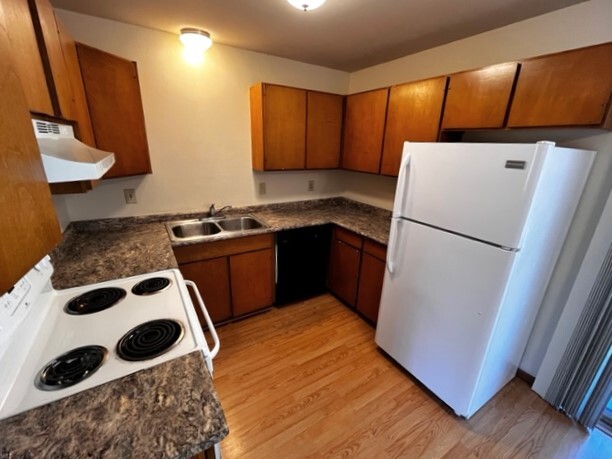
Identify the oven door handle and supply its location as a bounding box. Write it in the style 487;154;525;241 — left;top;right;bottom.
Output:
185;280;220;360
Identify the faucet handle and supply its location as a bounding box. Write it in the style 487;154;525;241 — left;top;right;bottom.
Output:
208;203;216;216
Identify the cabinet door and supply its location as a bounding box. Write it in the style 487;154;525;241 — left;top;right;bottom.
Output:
381;77;447;176
55;16;95;147
179;258;232;325
508;43;612;128
251;83;306;170
327;238;361;307
356;253;385;324
77;43;151;178
306;91;342;169
342;88;389;174
1;0;53;114
0;9;61;294
34;0;73;118
442;63;518;129
230;248;275;317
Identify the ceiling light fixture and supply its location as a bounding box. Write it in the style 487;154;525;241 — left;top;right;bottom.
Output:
179;28;213;52
287;0;326;12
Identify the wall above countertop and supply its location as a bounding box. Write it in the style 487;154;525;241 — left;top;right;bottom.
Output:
51;8;353;224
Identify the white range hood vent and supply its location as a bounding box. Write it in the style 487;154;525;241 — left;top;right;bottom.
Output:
32;119;115;183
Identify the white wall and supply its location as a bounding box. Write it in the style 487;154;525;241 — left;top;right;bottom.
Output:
53;10;350;221
345;0;612;376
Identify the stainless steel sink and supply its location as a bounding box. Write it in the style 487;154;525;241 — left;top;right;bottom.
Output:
169;221;222;240
217;216;265;231
165;215;268;243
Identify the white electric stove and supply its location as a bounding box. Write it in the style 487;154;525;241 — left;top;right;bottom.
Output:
0;256;220;421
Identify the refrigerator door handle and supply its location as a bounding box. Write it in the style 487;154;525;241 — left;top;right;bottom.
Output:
392;150;412;218
387;218;403;275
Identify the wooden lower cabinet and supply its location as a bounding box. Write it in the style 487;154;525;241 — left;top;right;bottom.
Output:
328;239;361;306
230;248;275;316
179;257;232;324
328;227;387;325
355;241;387;324
174;234;275;325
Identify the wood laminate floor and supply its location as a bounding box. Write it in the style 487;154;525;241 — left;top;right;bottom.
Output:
211;294;612;458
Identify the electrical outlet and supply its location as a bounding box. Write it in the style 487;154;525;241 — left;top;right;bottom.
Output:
308;180;315;192
123;188;137;204
259;182;267;195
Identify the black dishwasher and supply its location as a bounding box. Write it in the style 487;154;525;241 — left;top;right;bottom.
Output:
276;225;332;305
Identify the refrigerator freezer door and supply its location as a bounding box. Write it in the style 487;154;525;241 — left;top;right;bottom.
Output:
375;220;516;417
394;142;551;249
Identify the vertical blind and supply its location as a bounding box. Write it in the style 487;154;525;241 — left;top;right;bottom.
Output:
545;243;612;429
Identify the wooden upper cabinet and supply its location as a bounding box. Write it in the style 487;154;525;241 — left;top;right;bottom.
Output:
508;43;612;128
77;43;152;178
0;6;60;294
342;88;389;174
34;0;71;116
306;91;342;169
442;63;518;129
55;15;95;146
381;76;447;176
1;0;53;114
250;83;307;171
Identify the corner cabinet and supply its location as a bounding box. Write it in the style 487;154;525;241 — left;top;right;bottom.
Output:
250;83;343;171
380;77;447;176
0;5;61;294
76;43;152;179
327;226;387;325
441;62;518;129
341;88;389;174
173;234;275;325
355;240;387;324
508;43;612;128
327;227;362;306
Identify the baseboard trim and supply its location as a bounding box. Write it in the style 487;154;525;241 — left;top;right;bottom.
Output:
517;368;536;386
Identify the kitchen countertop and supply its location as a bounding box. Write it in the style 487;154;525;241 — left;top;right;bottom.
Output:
2;197;389;458
0;352;228;459
50;197;391;289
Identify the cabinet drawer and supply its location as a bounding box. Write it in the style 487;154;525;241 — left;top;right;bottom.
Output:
334;226;363;250
363;239;387;261
173;233;274;264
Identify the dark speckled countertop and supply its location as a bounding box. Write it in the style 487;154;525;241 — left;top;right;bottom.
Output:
0;353;228;459
0;197;389;458
50;197;390;290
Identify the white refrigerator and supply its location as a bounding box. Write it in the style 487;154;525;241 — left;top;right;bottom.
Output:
375;141;595;418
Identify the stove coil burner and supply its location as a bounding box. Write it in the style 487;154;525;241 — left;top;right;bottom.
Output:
131;277;172;296
36;345;108;391
116;319;184;361
65;287;127;315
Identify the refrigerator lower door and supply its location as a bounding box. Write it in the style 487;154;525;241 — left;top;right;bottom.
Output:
376;219;516;417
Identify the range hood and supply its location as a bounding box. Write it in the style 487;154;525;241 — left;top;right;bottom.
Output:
32;120;115;183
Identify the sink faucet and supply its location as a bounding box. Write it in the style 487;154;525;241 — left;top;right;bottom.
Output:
209;203;232;217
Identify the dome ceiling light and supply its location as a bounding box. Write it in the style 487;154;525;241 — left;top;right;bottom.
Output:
179;28;213;52
287;0;326;12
